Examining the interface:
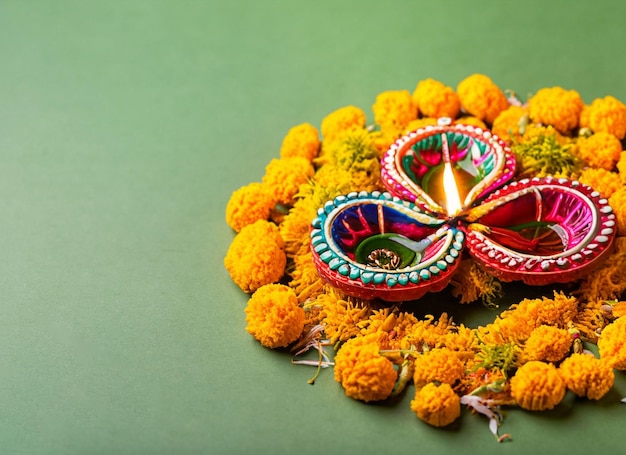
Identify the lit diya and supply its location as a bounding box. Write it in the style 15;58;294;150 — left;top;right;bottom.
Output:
310;121;617;301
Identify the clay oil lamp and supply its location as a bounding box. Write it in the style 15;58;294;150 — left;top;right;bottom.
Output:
310;120;616;302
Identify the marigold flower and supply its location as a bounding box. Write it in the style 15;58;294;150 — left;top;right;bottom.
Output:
412;78;460;119
510;361;566;411
454;116;487;130
492;105;528;144
510;129;580;179
225;182;274;232
224;220;286;293
579;96;626;139
413;347;465;388
410;382;461;427
577;237;626;302
559;353;615;400
450;259;502;306
456;74;509;124
617;151;626;183
608;187;626;236
317;289;373;344
321;105;367;143
279;122;320;161
372;90;418;134
403;117;439;133
245;284;305;348
576;132;623;170
528;86;583;133
333;336;398;402
577;167;622;198
597;317;626;369
262;157;315;205
522;325;572;363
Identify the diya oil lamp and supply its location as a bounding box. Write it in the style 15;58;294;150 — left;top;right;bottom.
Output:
310;120;617;302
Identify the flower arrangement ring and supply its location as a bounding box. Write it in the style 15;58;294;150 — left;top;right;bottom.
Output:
311;122;617;301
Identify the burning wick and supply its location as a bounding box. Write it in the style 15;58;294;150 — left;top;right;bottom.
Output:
441;134;463;217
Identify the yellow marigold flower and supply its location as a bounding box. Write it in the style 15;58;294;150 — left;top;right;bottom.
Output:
245;284;305;349
262;157;315;206
577;237;626;302
522;326;572;363
559;353;615;400
577;167;622;198
617;151;626;183
288;250;325;303
576;132;623;170
436;324;479;363
321;105;367;143
225;182;274;232
372;90;418;134
410;382;461;427
450;259;502;306
413;348;465;388
608;187;626;236
403;117;439;133
369;129;402;155
492;105;529;144
613;301;626;318
333;336;398;402
454;116;487;130
521;124;567;144
511;129;581;179
598;317;626;370
510;361;566;411
573;299;607;343
317;289;373;344
412;78;460;119
580;96;626;139
456;74;509;124
279;122;320;161
224;220;286;293
528;86;583;133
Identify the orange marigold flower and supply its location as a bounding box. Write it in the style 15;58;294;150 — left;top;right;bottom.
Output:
224;220;286;293
412;78;460;119
225;182;274;232
333;336;398;402
580;96;626;139
450;259;502;306
262;157;314;205
454;116;487;130
245;284;305;348
404;117;439;133
413;347;465;388
510;361;566;411
372;90;417;133
492;105;529;144
279;123;320;161
410;382;461;427
617;151;626;183
522;325;572;363
608;187;626;236
528;87;583;133
559;353;615;400
577;167;622;198
598;317;626;370
456;74;509;124
577;237;626;302
321;105;367;143
576;132;623;170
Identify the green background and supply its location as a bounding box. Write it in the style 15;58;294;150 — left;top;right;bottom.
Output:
1;1;625;453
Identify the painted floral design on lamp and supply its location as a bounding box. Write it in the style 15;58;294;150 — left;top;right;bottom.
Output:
311;120;616;301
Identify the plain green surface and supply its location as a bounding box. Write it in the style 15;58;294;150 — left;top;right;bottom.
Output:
1;1;626;454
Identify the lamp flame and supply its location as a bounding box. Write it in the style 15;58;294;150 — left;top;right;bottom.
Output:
441;134;463;217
